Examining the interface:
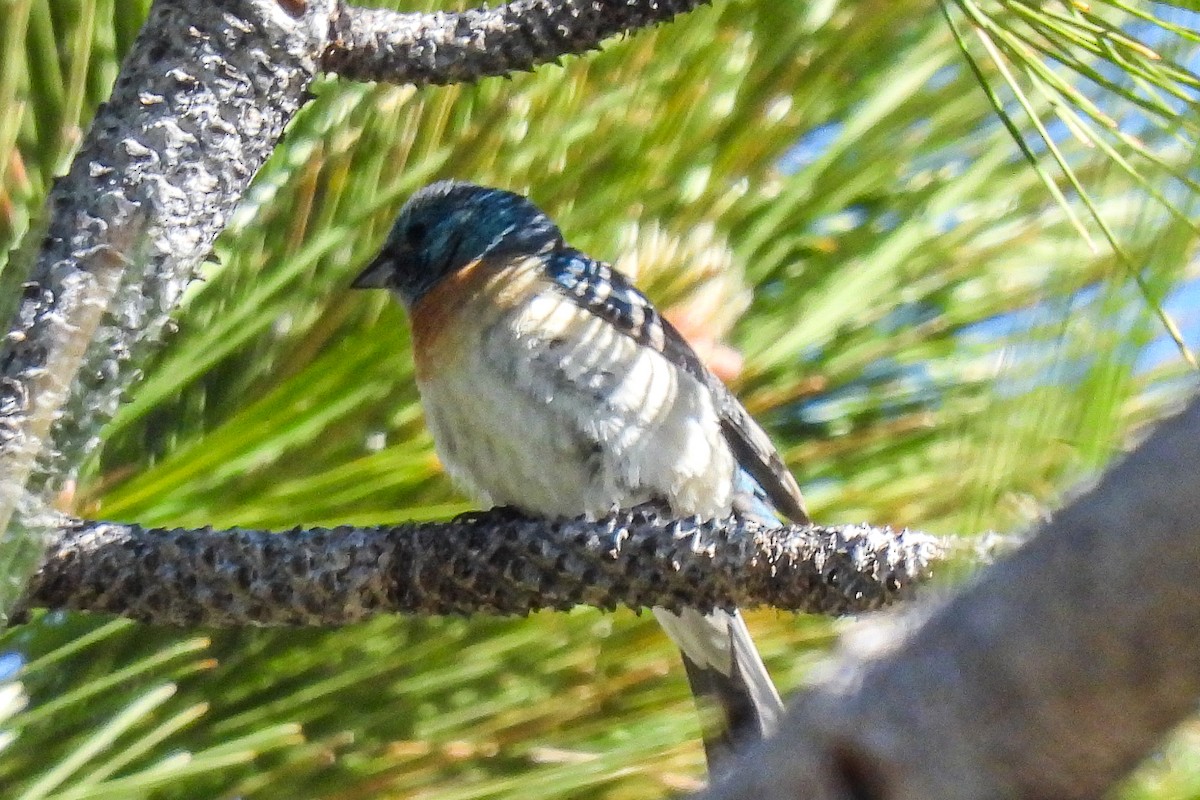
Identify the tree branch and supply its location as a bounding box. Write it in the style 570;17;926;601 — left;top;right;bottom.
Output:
700;393;1200;800
323;0;705;85
0;0;339;614
18;509;943;626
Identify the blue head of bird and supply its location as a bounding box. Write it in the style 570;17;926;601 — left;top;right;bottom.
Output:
351;180;563;306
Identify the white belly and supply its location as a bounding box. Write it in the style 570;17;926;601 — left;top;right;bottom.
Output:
417;285;735;520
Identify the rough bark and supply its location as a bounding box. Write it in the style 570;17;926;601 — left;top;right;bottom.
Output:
19;509;941;625
701;394;1200;800
0;0;337;614
323;0;704;85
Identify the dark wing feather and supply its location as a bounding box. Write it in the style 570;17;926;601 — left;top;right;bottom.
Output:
545;249;809;523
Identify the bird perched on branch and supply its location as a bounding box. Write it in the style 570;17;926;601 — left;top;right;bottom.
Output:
351;180;808;771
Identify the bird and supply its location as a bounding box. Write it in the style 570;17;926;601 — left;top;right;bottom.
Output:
351;180;809;772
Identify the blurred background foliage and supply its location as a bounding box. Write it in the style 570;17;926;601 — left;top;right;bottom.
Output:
0;0;1198;796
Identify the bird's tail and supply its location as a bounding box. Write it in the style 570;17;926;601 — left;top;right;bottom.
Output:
652;607;784;772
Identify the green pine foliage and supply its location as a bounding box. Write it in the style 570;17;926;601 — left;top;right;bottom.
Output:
0;0;1197;796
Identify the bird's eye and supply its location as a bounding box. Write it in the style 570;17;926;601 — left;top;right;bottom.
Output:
407;222;427;245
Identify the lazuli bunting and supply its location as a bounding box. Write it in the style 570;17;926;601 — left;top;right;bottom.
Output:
352;181;808;768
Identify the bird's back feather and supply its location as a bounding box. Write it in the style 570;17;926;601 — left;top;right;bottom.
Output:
544;248;808;522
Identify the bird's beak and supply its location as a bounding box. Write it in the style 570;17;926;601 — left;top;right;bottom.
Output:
350;253;392;290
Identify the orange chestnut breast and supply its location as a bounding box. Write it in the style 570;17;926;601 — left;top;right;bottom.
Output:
409;256;533;380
